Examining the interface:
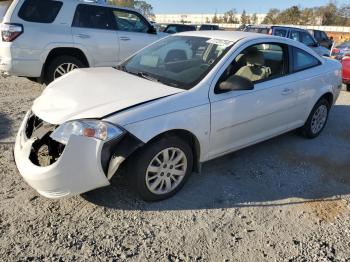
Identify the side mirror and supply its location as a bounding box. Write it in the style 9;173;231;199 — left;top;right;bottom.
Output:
148;26;157;34
310;42;319;47
217;75;254;93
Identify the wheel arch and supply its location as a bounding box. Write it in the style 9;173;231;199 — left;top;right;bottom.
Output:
145;129;202;173
44;47;90;68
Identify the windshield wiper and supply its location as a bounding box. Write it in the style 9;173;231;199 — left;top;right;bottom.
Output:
136;71;160;83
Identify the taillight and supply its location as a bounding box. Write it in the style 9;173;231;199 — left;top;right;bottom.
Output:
1;23;23;42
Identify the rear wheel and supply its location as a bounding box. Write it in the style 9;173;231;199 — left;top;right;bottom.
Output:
299;98;330;139
128;136;193;201
44;55;85;85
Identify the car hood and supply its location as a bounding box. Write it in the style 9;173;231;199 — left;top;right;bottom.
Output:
32;68;183;125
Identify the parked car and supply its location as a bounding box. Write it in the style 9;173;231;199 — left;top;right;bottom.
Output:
0;0;167;84
331;41;350;91
331;41;350;60
308;29;333;49
243;25;330;57
14;31;342;201
342;56;350;91
199;24;220;31
163;24;197;34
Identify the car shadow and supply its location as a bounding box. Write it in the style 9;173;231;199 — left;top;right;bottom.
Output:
0;113;12;141
83;104;350;211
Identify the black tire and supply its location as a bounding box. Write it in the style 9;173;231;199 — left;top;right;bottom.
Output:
347;84;350;92
128;136;193;202
299;98;330;139
44;55;85;85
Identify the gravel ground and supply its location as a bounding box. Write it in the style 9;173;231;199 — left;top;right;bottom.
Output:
1;75;350;261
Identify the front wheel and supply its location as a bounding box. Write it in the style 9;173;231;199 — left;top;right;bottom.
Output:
128;136;193;201
299;98;330;139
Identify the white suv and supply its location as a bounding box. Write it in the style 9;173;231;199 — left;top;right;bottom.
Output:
0;0;167;84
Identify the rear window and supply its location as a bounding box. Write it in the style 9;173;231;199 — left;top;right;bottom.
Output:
72;4;116;30
18;0;63;23
0;1;12;21
292;47;320;72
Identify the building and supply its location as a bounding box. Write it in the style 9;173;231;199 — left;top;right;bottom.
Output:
155;13;266;25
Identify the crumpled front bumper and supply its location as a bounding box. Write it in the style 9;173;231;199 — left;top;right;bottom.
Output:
14;112;110;199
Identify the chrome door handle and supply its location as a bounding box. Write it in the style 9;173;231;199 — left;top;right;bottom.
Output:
76;34;90;39
282;88;293;95
120;36;131;41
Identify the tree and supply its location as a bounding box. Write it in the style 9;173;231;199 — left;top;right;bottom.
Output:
134;1;155;19
224;9;238;24
251;13;258;24
300;8;316;25
240;10;250;25
262;8;280;24
212;12;219;23
276;6;301;24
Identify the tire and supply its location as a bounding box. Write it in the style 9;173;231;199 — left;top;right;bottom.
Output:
347;84;350;92
44;55;85;85
300;98;330;139
128;136;193;202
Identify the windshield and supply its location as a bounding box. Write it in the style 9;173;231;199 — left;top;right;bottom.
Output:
0;1;12;22
120;36;234;90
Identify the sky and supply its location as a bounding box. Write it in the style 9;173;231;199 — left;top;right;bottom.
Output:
148;0;348;14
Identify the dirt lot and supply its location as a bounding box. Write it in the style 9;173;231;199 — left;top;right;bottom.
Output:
1;75;350;262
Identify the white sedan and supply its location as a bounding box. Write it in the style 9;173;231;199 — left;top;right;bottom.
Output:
14;31;342;201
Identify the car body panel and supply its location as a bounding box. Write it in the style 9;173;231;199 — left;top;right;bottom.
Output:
32;67;184;125
343;56;350;84
14;112;110;199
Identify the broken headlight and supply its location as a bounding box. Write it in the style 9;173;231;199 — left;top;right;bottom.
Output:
50;120;124;145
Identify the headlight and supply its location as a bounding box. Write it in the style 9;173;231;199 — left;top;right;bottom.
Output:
50;120;124;145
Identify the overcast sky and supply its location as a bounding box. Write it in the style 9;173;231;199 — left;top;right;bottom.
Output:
148;0;348;14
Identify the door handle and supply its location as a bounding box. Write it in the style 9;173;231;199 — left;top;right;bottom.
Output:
282;88;293;95
120;36;131;41
76;34;90;39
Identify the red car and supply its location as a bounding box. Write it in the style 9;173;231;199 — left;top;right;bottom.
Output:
343;56;350;91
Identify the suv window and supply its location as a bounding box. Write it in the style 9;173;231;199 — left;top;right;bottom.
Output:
301;32;316;46
113;10;149;33
290;30;300;42
314;30;321;40
320;31;328;41
72;4;115;30
274;28;288;37
217;43;287;89
18;0;63;23
292;47;320;72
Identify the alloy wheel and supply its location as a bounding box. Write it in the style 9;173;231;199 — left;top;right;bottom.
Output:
145;147;188;195
311;104;328;135
53;63;79;80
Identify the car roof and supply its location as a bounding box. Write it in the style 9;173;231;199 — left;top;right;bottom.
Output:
177;31;273;42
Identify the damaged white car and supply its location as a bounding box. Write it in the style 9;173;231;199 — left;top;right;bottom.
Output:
15;31;342;201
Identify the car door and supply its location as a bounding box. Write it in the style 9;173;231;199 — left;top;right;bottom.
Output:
112;9;160;62
71;4;120;67
208;41;300;159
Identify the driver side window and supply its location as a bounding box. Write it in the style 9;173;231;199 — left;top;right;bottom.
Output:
216;43;287;93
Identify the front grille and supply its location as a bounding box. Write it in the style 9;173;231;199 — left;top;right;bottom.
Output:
24;113;65;167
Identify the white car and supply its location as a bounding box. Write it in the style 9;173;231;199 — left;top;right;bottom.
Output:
0;0;166;84
14;31;342;201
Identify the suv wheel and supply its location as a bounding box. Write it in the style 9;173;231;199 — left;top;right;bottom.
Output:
300;98;330;139
128;136;193;202
45;55;85;84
